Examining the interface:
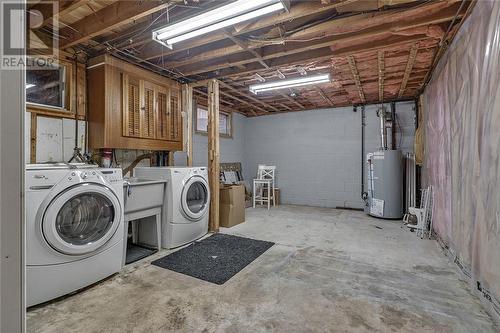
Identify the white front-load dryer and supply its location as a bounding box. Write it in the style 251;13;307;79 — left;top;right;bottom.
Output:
134;167;210;248
26;164;124;307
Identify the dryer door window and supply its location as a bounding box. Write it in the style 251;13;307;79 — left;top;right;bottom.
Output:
42;183;122;255
181;176;210;221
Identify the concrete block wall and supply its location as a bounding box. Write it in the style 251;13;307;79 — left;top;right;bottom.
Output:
244;101;416;209
174;112;246;167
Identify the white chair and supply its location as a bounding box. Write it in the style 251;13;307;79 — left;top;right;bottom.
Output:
403;186;433;239
253;165;276;210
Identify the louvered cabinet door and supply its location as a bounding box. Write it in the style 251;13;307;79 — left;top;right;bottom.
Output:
170;88;182;141
156;86;169;140
141;81;156;139
122;75;141;137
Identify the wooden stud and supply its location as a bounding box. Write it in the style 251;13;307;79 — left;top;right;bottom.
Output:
378;50;385;102
30;113;37;163
347;55;366;103
398;43;419;98
167;151;174;166
181;84;194;167
207;79;220;233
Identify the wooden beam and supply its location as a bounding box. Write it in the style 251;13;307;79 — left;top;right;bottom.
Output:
192;88;234;106
59;1;176;48
315;87;334;107
378;50;385;102
169;1;462;76
398;43;419;97
219;90;265;115
220;34;300;112
30;0;87;28
207;79;220;233
281;93;306;109
213;34;431;80
347;55;366;103
181;84;193;167
219;80;277;112
139;1;348;60
223;32;269;69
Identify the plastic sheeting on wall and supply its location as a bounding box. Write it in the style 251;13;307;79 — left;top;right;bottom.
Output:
422;0;500;322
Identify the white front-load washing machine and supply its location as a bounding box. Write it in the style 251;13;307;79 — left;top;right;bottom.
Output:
26;163;125;307
134;167;210;249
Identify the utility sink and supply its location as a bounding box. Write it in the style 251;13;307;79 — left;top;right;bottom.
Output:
123;177;166;214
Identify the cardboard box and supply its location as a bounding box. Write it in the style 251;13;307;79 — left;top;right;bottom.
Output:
220;184;246;228
261;187;281;205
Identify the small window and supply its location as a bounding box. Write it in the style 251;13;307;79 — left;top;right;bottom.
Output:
196;107;232;137
26;61;66;109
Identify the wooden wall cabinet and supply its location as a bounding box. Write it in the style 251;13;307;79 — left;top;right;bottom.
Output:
87;55;183;151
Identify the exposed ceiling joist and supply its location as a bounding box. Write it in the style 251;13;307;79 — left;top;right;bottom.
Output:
207;34;432;80
180;3;461;77
59;0;177;48
347;55;366;104
30;0;87;28
219;80;277;113
378;50;385;102
138;1;351;61
44;0;471;116
398;43;419;97
315;87;335;106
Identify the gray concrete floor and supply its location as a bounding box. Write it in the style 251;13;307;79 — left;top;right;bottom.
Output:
28;205;498;333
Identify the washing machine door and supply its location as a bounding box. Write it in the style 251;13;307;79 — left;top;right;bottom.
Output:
42;183;122;255
180;176;210;221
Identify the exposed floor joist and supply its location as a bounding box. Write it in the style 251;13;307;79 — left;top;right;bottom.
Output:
347;55;366;104
35;0;472;116
59;0;177;48
398;43;419;98
378;50;385;102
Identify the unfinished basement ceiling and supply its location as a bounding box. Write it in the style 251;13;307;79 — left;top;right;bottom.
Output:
30;0;473;116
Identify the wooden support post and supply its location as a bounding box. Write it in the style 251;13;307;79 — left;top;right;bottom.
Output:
167;152;174;166
182;84;194;166
30;113;37;163
207;79;220;233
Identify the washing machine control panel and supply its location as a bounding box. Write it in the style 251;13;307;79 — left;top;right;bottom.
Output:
66;170;100;182
65;169;122;184
100;170;123;184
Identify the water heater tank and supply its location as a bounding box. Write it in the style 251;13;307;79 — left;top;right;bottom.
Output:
366;150;403;219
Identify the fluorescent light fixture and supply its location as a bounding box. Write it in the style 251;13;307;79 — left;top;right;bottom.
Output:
249;74;331;94
153;0;285;48
26;83;36;89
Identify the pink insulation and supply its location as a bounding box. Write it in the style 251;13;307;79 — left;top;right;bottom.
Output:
422;0;500;321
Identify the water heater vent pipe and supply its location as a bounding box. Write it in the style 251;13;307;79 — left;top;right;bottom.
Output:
377;108;388;150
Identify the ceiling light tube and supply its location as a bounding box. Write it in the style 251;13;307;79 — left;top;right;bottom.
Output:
249;74;331;94
26;83;36;89
152;0;284;48
166;3;284;45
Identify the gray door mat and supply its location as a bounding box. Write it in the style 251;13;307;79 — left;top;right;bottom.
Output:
151;233;274;285
126;244;157;265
